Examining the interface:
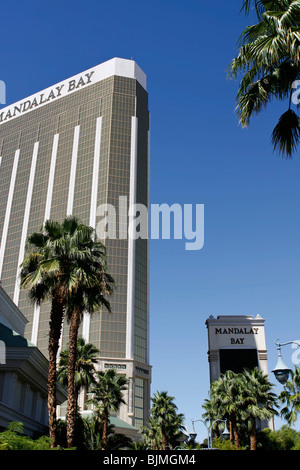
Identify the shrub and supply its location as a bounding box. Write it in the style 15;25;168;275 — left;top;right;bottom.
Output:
0;422;52;450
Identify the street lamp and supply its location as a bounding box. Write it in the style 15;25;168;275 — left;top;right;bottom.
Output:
190;419;210;447
272;339;300;385
191;418;229;449
210;419;230;445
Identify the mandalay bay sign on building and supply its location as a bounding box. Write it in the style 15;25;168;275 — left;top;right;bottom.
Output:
0;72;95;123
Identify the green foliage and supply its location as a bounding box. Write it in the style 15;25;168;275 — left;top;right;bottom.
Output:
258;426;300;450
129;440;148;450
202;367;278;450
142;391;185;450
86;368;129;449
278;366;300;426
0;422;52;450
81;415;132;450
86;368;129;417
211;437;243;450
58;338;99;392
228;0;300;157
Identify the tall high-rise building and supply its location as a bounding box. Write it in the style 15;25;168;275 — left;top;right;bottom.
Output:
0;58;151;430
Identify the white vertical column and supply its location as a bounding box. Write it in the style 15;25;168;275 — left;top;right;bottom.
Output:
56;124;81;354
66;125;80;216
31;133;59;345
44;133;59;221
126;116;138;359
0;149;20;278
82;116;102;342
89;117;102;229
14;141;39;305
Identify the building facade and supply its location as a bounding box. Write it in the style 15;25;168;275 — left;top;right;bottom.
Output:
0;58;151;429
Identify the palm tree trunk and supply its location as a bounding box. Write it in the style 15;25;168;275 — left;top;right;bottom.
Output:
162;432;168;450
231;415;239;449
48;293;64;448
74;385;79;418
250;419;257;450
102;407;109;450
229;419;234;446
66;308;81;449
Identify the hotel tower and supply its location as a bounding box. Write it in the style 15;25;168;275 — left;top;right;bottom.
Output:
0;58;151;430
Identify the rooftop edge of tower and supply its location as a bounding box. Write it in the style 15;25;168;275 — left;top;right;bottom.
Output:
0;57;146;126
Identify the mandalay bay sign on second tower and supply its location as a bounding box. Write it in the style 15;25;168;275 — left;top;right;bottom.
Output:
0;58;151;429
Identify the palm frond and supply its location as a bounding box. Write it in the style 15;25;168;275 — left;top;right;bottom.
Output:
229;0;300;156
271;108;300;157
237;78;271;126
241;0;267;18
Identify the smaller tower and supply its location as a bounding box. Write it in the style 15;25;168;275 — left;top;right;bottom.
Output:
206;314;269;384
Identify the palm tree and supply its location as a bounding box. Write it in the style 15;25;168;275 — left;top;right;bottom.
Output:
20;217;86;447
167;411;186;449
57;338;99;417
228;0;300;158
202;388;227;444
61;222;114;448
278;365;300;426
240;368;278;450
86;368;129;450
149;391;185;450
204;371;242;448
20;216;113;447
202;368;278;450
141;416;161;450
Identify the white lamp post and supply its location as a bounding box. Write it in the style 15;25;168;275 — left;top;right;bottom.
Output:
191;418;229;449
210;419;230;447
272;339;300;385
190;419;209;447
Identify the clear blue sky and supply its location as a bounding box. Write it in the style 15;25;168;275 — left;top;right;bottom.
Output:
2;0;300;442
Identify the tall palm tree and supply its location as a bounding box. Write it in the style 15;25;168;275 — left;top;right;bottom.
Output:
57;338;99;417
20;216;113;447
240;368;278;450
86;368;129;450
278;365;300;426
149;391;184;450
61;223;114;449
20;217;89;446
228;0;300;158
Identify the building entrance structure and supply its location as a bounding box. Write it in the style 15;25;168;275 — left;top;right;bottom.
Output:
206;314;274;432
206;315;269;384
